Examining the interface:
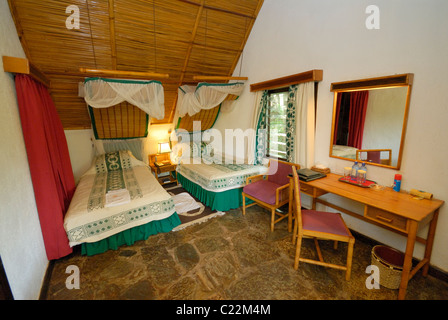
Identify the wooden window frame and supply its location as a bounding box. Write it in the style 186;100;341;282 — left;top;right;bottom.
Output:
266;89;289;161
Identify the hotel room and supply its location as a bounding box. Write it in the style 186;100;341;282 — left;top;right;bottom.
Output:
1;0;447;300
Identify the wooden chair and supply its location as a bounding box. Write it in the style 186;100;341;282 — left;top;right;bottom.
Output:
242;159;300;232
291;169;355;280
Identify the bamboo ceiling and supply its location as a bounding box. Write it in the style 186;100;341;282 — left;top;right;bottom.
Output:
8;0;264;129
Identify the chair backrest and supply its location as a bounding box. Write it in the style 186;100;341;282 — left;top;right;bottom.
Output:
292;169;303;232
366;151;381;164
267;159;295;186
356;149;392;165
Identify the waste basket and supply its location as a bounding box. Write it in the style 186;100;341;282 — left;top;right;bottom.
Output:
371;245;405;289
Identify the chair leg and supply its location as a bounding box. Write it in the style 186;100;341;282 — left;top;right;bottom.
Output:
242;193;246;216
288;199;293;233
292;217;297;244
294;234;303;270
314;238;324;262
271;208;275;231
345;238;355;281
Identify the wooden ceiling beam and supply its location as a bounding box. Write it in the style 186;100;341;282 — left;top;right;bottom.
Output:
178;0;205;85
178;0;256;19
108;0;117;69
169;0;205;122
192;42;241;54
7;0;31;60
228;0;264;78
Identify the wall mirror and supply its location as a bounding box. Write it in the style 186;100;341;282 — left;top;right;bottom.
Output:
329;73;413;170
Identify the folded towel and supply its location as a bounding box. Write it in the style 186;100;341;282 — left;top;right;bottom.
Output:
105;189;131;207
172;192;201;213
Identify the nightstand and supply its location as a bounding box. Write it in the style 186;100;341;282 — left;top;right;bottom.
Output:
149;153;178;185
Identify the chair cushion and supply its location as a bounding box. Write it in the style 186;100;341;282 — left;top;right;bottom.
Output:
302;210;351;237
268;160;293;186
243;180;282;205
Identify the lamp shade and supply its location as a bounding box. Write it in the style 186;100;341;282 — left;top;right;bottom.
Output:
158;142;171;154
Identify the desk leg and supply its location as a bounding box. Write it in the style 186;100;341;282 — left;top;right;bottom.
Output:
422;209;439;276
398;220;418;300
311;194;317;210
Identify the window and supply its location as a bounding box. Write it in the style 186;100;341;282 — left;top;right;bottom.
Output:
266;89;289;160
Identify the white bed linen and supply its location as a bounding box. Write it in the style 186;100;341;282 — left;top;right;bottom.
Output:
176;162;267;192
332;144;358;159
64;165;175;247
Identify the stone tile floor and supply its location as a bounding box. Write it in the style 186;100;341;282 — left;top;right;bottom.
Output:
44;206;448;300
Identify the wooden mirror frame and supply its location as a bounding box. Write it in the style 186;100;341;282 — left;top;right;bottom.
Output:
329;73;413;170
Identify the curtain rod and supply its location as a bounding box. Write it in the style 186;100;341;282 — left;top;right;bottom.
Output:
2;56;50;87
193;75;248;81
79;68;170;79
250;69;323;92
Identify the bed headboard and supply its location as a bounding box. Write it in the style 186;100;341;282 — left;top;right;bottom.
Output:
93;137;148;163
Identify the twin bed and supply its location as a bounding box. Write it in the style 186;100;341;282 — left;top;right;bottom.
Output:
64;150;181;256
176;161;266;211
64;148;265;256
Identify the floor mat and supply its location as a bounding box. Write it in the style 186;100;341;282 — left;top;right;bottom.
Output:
165;184;225;231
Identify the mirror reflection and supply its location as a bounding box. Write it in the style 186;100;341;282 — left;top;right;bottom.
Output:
329;74;412;170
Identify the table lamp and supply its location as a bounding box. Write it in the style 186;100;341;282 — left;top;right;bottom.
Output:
158;142;171;154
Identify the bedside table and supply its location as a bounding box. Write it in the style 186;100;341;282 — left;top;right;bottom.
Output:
149;153;178;185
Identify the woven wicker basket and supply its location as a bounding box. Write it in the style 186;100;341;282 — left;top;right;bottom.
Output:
310;166;330;174
371;245;404;289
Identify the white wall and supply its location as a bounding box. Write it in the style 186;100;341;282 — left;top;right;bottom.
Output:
64;129;95;184
146;123;174;155
215;0;448;272
0;1;48;299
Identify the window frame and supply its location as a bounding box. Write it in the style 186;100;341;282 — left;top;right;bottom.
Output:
266;88;289;161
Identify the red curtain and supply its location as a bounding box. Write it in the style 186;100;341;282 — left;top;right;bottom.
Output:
332;93;343;142
347;91;369;149
15;74;75;260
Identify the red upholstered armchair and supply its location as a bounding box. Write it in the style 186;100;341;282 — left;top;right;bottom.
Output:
242;159;300;231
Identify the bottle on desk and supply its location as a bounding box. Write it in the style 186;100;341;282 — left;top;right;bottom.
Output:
351;161;360;182
393;174;402;192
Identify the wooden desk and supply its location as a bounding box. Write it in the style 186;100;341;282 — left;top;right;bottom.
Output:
290;173;444;300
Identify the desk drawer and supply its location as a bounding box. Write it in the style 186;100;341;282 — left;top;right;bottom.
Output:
299;183;314;195
365;206;408;232
158;165;176;173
